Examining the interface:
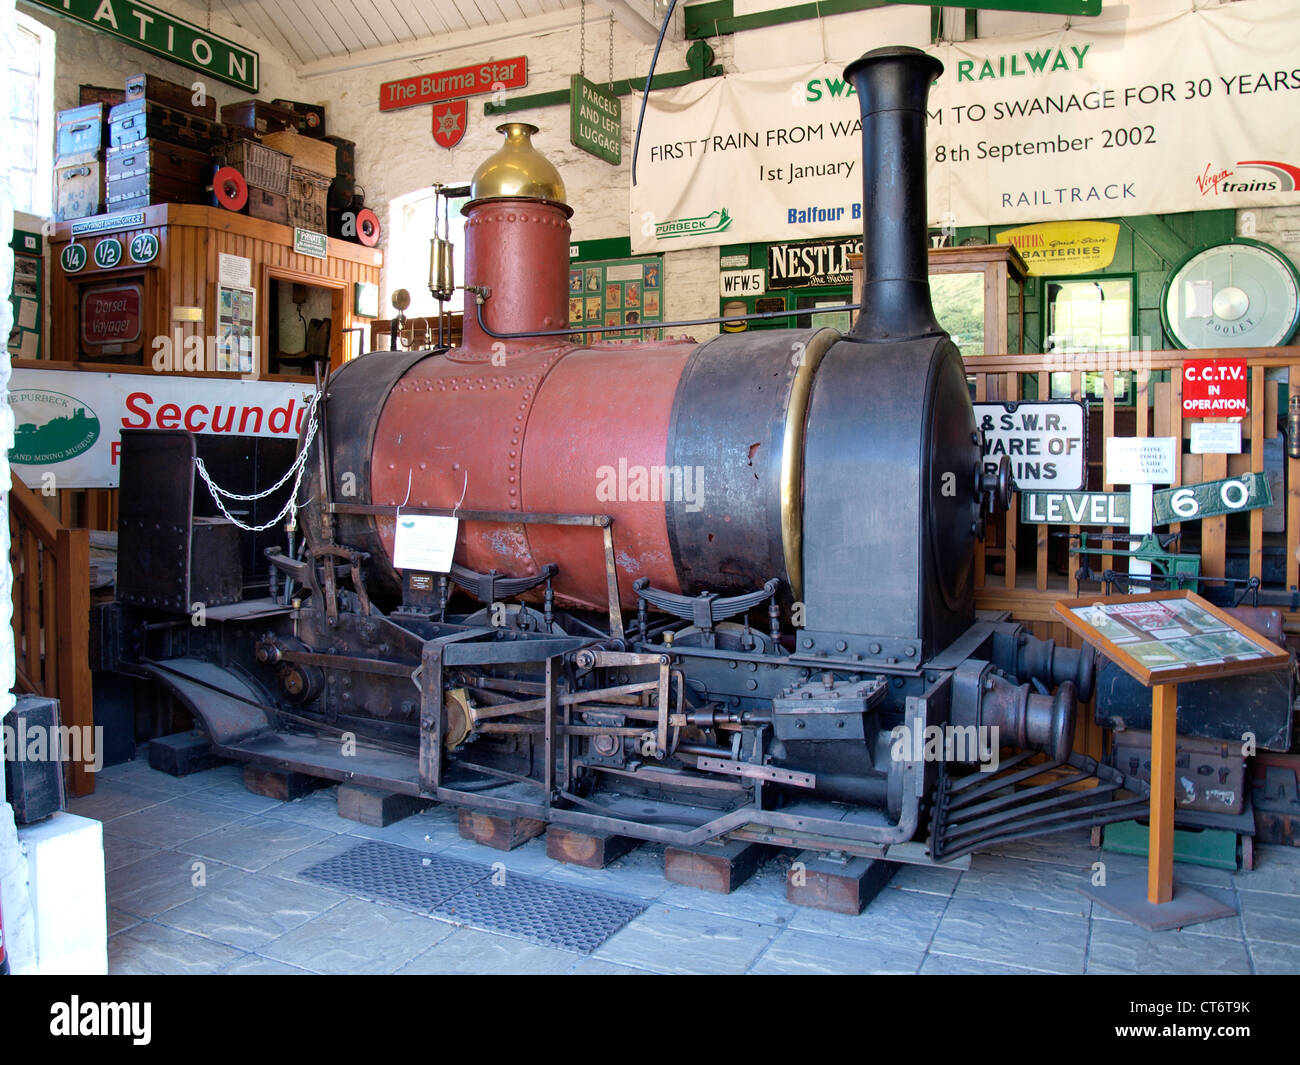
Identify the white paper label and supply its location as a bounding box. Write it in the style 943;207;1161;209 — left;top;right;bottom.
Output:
393;515;458;572
1105;437;1178;485
218;253;252;287
1190;422;1242;455
1185;279;1214;319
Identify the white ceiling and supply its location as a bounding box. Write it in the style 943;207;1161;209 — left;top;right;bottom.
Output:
214;0;668;74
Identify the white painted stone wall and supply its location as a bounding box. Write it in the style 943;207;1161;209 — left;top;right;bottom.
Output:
3;0;37;977
297;24;730;334
35;0;1298;338
26;1;309;115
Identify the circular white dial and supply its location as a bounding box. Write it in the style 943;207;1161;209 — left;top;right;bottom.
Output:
1163;240;1300;349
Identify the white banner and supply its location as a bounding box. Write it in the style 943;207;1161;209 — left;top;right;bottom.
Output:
6;370;313;488
631;0;1300;252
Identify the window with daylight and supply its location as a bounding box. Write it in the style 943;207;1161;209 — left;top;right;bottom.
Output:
8;12;56;217
385;186;469;321
1046;276;1137;403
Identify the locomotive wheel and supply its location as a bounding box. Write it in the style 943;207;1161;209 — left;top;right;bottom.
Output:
667;621;777;655
460;602;554;633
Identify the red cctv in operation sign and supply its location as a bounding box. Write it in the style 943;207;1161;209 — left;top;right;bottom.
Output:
1182;358;1247;416
379;57;527;111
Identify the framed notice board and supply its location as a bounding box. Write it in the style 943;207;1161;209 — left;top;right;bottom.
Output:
1054;590;1288;687
568;255;662;343
8;227;44;359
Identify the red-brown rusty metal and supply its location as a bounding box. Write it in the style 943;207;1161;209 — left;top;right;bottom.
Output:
370;337;695;611
458;198;572;355
369;189;697;611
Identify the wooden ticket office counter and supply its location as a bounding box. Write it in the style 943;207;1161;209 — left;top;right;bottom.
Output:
46;204;381;377
35;205;382;529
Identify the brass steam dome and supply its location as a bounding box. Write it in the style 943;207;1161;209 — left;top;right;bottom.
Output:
467;122;569;213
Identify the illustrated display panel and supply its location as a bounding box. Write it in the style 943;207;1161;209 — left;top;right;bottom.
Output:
568;256;662;343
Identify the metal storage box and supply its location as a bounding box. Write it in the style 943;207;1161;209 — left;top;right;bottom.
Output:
53;159;104;220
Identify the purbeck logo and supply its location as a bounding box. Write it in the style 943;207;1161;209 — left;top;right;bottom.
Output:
655;208;732;240
7;390;101;465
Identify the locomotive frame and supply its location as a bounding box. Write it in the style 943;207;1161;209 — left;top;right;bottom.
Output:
104;46;1154;868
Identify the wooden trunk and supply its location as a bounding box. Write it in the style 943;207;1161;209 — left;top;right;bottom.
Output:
125;72;218;120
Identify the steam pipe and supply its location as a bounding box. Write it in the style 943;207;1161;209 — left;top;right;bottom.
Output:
843;46;945;343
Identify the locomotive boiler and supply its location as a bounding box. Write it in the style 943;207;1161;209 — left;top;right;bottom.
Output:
111;46;1149;865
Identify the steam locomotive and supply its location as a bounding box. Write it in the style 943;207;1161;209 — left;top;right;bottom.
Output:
109;47;1148;866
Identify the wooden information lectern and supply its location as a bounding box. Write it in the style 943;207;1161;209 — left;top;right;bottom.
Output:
1056;590;1289;929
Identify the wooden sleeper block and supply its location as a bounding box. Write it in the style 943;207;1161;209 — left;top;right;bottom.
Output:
336;784;433;827
664;839;766;893
785;850;898;915
242;764;328;801
546;825;637;869
457;808;546;850
148;729;225;777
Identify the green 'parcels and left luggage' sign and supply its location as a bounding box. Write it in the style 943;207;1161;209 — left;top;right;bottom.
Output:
570;75;621;165
29;0;259;92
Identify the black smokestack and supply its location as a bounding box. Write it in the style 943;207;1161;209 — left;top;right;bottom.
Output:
843;46;945;343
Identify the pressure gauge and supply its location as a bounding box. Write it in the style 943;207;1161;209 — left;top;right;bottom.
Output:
1161;239;1300;349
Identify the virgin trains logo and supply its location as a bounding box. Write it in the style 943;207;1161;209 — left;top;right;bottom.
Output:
1196;159;1300;195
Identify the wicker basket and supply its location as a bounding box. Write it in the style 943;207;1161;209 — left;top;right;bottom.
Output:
287;166;331;232
223;140;291;194
263;130;337;178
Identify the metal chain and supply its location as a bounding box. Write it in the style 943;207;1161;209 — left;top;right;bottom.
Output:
579;0;586;78
193;391;321;532
608;13;615;89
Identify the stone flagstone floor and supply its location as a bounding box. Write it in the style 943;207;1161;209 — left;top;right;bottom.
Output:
71;756;1300;975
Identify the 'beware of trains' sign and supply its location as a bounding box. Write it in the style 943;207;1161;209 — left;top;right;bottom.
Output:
974;400;1086;492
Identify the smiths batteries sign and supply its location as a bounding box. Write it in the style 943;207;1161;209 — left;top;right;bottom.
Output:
767;238;861;289
29;0;258;92
974;400;1086;491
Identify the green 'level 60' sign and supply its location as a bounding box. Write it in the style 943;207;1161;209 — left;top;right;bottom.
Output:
1151;473;1272;525
30;0;259;92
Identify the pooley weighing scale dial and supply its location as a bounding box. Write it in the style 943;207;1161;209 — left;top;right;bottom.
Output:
1161;238;1300;349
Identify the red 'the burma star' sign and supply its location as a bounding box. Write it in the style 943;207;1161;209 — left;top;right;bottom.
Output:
432;100;468;149
1182;357;1248;416
380;57;527;111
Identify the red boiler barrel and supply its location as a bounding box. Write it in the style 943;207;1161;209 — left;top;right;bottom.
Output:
369;338;697;611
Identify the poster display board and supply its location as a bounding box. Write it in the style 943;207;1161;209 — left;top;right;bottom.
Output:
568;256;663;343
216;283;257;374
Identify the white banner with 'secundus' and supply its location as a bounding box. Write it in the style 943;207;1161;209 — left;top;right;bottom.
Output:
630;0;1300;252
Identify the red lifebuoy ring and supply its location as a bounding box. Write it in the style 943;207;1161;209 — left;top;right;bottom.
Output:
212;166;249;211
355;207;381;246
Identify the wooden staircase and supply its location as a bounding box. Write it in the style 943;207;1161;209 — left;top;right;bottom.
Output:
9;471;94;796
